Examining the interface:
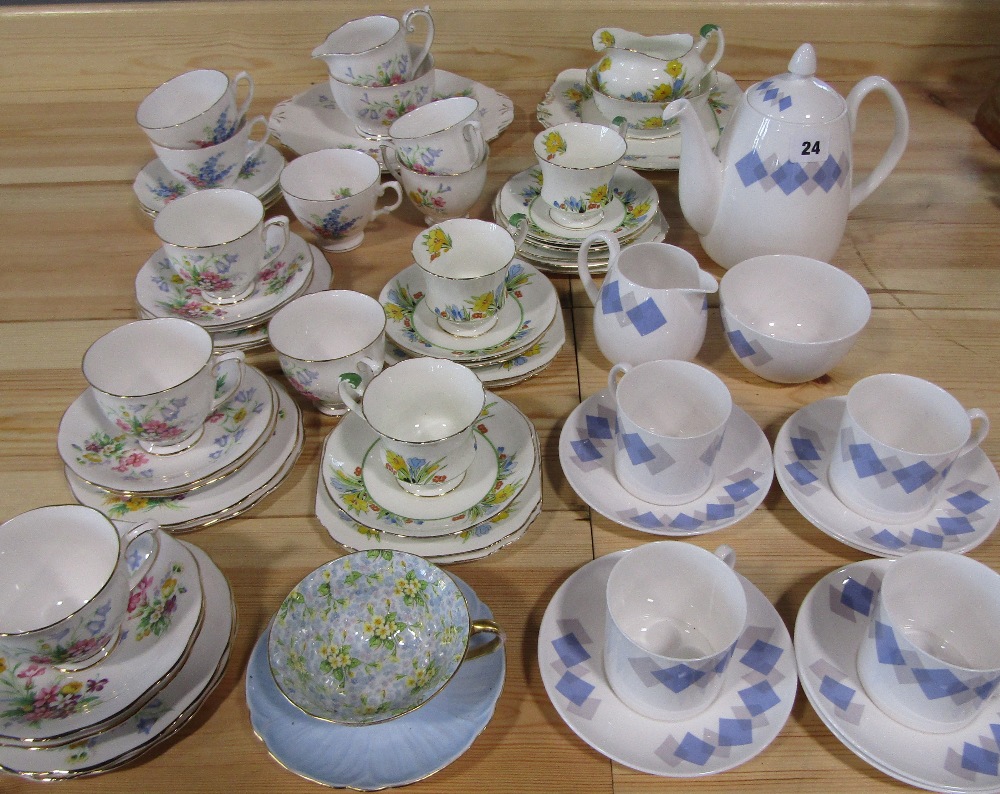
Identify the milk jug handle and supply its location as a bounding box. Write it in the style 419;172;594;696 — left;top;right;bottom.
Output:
577;230;621;305
846;76;909;212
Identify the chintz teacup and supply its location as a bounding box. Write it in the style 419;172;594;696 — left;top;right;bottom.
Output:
312;8;434;86
268;290;386;416
386;96;485;175
154;188;291;304
411;218;515;337
0;505;160;669
83;318;246;455
268;550;502;725
384;143;489;226
828;374;990;523
137;68;253;149
279;148;402;252
339;358;486;497
604;542;746;721
150;114;272;190
533;121;626;229
857;550;1000;733
608;360;732;504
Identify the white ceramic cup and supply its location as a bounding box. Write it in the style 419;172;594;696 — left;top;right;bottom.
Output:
604;542;747;721
339;358;486;497
828;374;990;523
312;8;434;86
268;290;387;416
607;360;732;505
857;550;1000;733
384;142;489;226
533;121;626;229
0;505;160;669
411;218;516;337
83;317;246;455
137;68;253;149
386;96;485;175
279;148;402;252
150;114;272;191
154;188;290;304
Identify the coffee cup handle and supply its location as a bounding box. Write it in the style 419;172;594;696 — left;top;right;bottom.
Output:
464;618;505;662
261;215;291;264
713;544;736;569
356;356;383;387
461;120;485;166
120;519;161;587
371;180;403;220
578;231;620;305
208;350;247;411
242;114;272;169
339;377;364;416
379;144;402;179
233;70;255;121
607;361;631;399
402;6;434;75
961;408;990;456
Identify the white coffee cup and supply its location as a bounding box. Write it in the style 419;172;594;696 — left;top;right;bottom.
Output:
154;188;290;304
828;373;990;523
604;542;747;720
386;96;486;175
83;318;246;455
607;360;732;504
857;550;1000;733
339;358;486;497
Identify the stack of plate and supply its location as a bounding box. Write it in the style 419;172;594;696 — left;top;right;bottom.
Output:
316;391;541;563
60;369;303;532
492;165;667;275
0;532;235;780
378;258;565;388
134;233;332;352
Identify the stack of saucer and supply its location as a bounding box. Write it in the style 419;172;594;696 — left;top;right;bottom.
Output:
378;258;565;388
0;532;235;780
492;165;667;275
134;233;332;352
60;368;303;532
316;391;541;563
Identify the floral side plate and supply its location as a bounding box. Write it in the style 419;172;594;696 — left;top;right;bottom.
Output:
268;72;514;163
0;541;234;779
537;69;740;170
0;533;203;746
59;366;276;495
134;232;314;331
133;143;284;214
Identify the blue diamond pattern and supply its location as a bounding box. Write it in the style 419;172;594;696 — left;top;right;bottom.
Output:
718;717;754;746
840;578;874;616
961;742;999;776
874;621;906;665
669;513;704;530
675;733;715;766
555;670;595;707
651;664;705;693
977;679;1000;700
950;490;989;514
785;461;819;485
938;516;976;535
726;328;757;357
552;633;590;667
725;479;759;502
585;413;612;440
911;528;944;548
778;95;792;111
849;443;888;478
819;675;857;712
600;279;623;314
771;161;810;195
622;432;656;466
633;511;665;529
792;436;821;461
763;87;779;102
735;151;769;187
893;460;938;493
570;438;602;463
812;154;843;192
871;530;907;550
741;639;783;675
705;503;736;521
913;667;969;700
739;679;781;716
626;297;667;336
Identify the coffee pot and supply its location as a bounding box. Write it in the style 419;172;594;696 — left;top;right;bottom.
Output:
661;43;909;268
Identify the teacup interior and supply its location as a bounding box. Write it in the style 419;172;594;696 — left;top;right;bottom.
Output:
137;69;229;129
269;290;385;361
154;188;264;247
280;149;380;200
617;361;730;439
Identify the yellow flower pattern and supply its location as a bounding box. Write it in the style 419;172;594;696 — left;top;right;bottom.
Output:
421;227;453;261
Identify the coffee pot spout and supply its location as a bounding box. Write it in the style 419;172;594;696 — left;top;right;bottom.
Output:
661;98;724;236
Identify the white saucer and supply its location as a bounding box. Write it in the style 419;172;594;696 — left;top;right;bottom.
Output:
59;366;276;495
775;397;1000;557
539;550;797;776
381;260;558;365
560;391;773;534
66;378;302;532
410;282;524;353
268;73;514;163
134;231;314;331
528;195;627;239
0;541;234;779
796;558;1000;792
537;70;741;171
323;393;536;533
248;574;504;790
133;143;284;214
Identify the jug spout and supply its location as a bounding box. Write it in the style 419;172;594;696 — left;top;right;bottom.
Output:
661;98;723;237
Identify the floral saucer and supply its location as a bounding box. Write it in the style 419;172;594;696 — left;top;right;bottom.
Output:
0;532;203;746
380;260;558;365
247;574;504;790
59;366;276;496
268;72;514;162
134;231;314;331
0;542;235;779
323;394;536;534
560;392;773;534
775;397;1000;557
796;558;1000;792
537;69;740;171
66;379;302;532
539;550;797;776
132;143;284;215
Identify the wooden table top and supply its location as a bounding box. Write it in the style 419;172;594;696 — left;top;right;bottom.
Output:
2;2;999;791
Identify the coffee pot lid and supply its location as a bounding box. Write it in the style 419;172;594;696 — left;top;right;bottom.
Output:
746;43;845;123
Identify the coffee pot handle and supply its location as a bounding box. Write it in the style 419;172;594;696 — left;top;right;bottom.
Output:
846;76;909;212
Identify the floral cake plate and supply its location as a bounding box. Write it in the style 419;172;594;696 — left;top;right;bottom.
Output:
0;541;235;779
537;69;740;170
58;366;276;496
268;72;514;164
539;550;797;777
